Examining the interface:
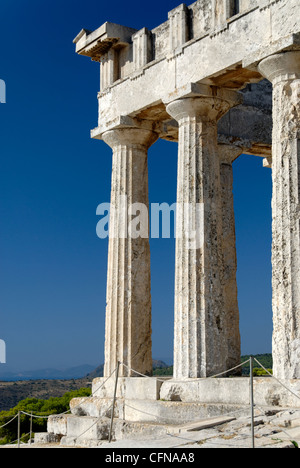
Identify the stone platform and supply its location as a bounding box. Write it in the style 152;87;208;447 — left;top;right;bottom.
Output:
34;376;300;447
91;376;300;408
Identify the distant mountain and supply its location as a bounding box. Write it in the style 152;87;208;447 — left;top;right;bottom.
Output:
86;360;169;379
153;360;169;369
0;355;273;381
0;364;95;382
0;360;170;382
86;365;104;379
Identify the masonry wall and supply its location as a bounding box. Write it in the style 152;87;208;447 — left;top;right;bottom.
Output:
99;0;263;91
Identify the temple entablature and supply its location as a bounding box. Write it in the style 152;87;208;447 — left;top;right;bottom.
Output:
74;0;299;158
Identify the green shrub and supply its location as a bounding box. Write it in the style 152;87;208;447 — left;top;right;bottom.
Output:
0;387;91;445
252;367;273;376
153;366;173;376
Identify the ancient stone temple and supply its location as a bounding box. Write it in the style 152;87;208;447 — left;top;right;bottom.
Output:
74;0;300;381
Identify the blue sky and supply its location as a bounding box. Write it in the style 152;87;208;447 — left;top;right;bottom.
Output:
0;0;272;372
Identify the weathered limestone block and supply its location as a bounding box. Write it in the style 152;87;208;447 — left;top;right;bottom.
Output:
47;414;68;436
91;376;166;400
258;51;300;379
66;415;110;441
160;377;300;408
212;0;259;33
168;4;189;52
166;91;240;379
212;0;235;31
160;378;250;405
132;28;152;70
121;399;245;424
113;419;172;440
100;49;119;91
69;396;124;419
102;127;158;378
189;0;212;40
34;432;61;444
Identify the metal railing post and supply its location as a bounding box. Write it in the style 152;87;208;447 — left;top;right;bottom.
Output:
250;356;255;448
109;361;120;443
17;411;21;449
30;412;33;445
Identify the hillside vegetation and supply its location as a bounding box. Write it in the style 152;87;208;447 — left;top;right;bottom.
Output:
0;377;91;412
241;354;273;375
153;354;273;377
0;387;91;445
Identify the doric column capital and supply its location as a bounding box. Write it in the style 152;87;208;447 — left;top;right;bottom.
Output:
259;51;300;141
258;51;300;85
102;127;158;150
166;93;239;124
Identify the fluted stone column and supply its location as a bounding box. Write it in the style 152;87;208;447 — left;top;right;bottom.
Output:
102;127;158;378
258;51;300;380
167;95;239;378
219;145;242;372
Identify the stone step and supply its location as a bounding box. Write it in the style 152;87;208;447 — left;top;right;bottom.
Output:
58;416;175;447
59;415;110;447
68;396;250;424
58;414;239;447
122;399;249;424
70;396;124;419
39;408;300;448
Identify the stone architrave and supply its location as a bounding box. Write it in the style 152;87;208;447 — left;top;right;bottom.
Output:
102;128;158;378
166;92;240;379
258;51;300;380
